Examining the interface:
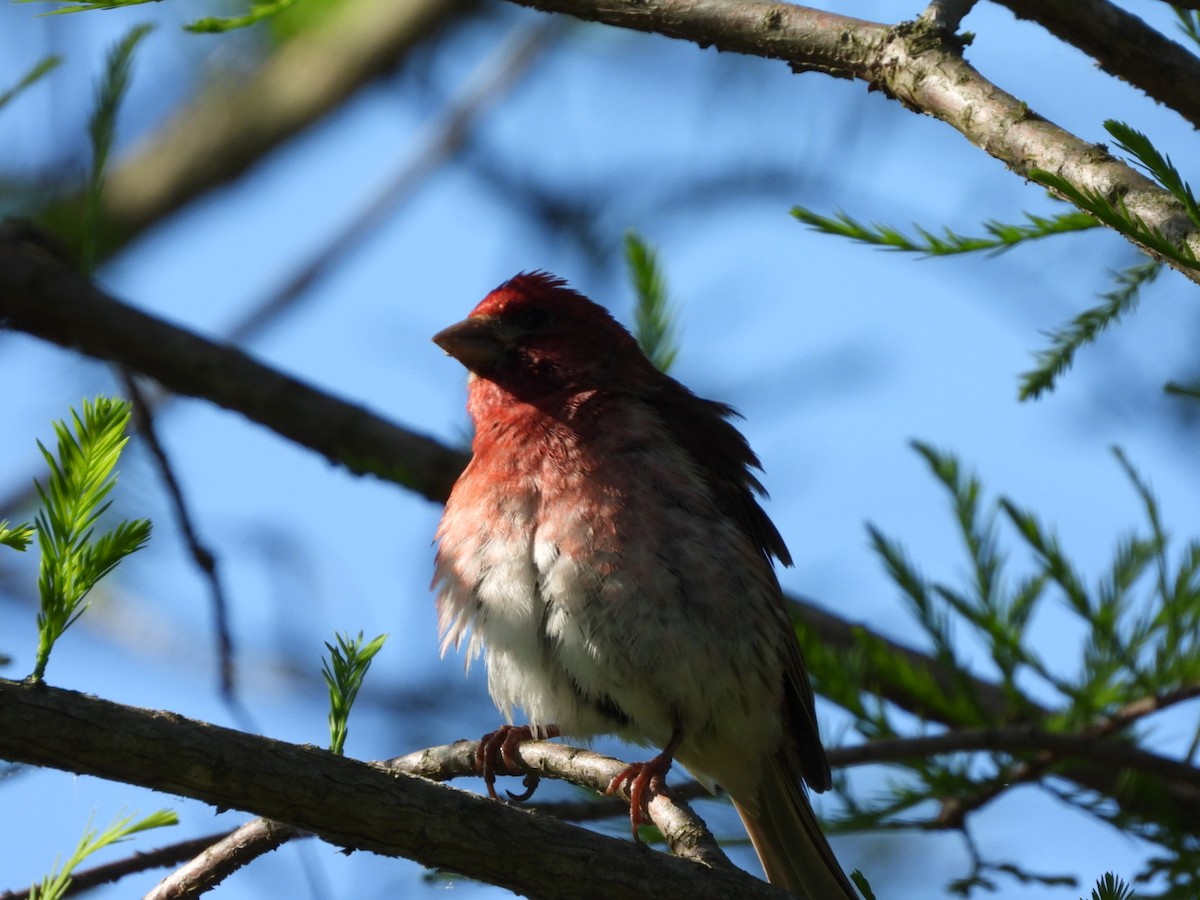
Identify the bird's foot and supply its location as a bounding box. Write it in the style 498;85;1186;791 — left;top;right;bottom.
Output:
605;740;680;842
476;724;560;802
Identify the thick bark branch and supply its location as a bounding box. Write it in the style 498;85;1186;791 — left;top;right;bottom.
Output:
0;679;785;900
499;0;1200;283
139;741;728;900
0;225;467;503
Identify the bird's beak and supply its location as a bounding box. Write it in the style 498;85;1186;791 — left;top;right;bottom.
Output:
433;315;508;374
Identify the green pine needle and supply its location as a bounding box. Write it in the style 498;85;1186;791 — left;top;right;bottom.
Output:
323;631;388;755
187;0;300;34
850;869;877;900
30;810;177;900
624;232;680;374
1177;10;1200;47
82;23;153;273
1104;120;1200;229
1085;872;1136;900
999;498;1090;616
1165;379;1200;402
0;520;35;552
1019;257;1162;401
1028;169;1200;272
18;0;157;13
791;205;1097;256
31;397;152;682
834;442;1200;877
0;55;61;115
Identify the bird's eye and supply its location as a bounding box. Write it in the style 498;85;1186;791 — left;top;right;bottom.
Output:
514;306;550;331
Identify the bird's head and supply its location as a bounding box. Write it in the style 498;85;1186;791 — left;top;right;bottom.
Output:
433;272;650;402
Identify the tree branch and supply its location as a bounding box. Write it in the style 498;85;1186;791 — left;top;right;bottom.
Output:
110;714;1200;897
386;741;734;870
918;0;978;34
0;679;779;900
497;0;1200;284
991;0;1200;130
0;223;467;503
141;820;303;900
142;740;730;900
38;0;474;260
794;596;1200;828
828;726;1200;792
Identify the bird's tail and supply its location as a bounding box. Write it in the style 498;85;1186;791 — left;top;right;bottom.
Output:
732;753;859;898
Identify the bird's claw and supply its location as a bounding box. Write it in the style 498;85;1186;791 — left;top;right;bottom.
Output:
506;773;541;802
606;756;673;842
475;724;559;802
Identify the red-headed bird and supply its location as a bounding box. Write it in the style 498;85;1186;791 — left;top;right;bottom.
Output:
433;272;857;898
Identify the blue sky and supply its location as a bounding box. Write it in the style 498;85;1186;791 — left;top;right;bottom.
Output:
3;1;1200;897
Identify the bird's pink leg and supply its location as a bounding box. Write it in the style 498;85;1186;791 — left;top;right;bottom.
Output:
606;731;684;841
476;724;561;802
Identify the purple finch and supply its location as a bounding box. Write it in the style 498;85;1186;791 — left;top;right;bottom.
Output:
433;272;857;898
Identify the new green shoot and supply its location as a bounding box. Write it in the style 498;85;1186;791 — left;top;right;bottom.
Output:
29;809;177;900
323;631;388;755
625;231;680;375
31;397;151;682
0;520;34;551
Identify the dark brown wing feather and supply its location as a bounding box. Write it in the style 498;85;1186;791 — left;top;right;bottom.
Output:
649;383;792;567
645;378;831;792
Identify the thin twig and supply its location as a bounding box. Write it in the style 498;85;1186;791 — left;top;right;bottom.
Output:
829;724;1200;790
0;832;235;900
918;0;978;32
115;368;250;726
142;820;303;900
385;740;734;871
1089;681;1200;736
530;779;714;823
225;18;569;344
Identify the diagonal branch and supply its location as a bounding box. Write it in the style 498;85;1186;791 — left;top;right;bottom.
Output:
497;0;1200;284
990;0;1200;130
0;224;467;503
223;17;566;345
38;0;474;260
140;819;305;900
919;0;978;33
